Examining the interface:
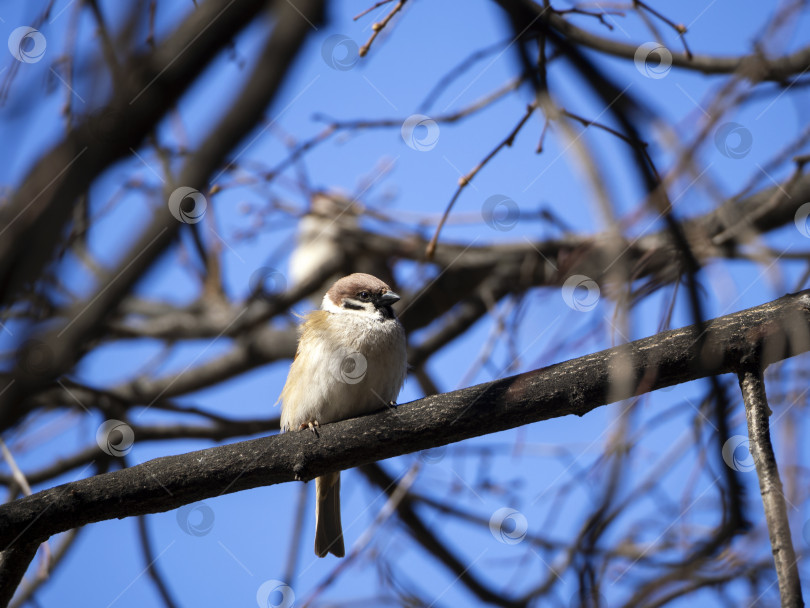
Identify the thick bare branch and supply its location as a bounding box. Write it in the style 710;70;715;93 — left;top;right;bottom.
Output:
1;289;809;561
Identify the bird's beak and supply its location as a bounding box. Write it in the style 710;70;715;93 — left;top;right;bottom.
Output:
377;290;400;306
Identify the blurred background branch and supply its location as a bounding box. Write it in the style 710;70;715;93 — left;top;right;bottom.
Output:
2;0;810;606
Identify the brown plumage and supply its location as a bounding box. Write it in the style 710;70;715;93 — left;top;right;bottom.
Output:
314;472;343;557
279;273;408;558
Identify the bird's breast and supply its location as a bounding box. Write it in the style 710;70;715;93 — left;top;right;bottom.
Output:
281;313;406;429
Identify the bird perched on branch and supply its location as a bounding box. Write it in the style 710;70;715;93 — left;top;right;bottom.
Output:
279;273;407;557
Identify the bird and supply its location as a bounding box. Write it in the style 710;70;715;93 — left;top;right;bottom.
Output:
288;192;394;305
279;273;408;557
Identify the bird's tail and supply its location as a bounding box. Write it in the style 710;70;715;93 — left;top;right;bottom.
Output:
314;472;344;557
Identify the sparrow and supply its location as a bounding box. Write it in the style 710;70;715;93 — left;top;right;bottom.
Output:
279;273;407;557
289;192;394;304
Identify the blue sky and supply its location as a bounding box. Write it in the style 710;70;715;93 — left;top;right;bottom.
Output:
4;0;810;606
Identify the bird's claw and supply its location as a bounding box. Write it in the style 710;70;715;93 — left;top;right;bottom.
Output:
300;420;320;436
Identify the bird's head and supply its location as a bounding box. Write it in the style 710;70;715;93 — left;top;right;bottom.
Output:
322;273;401;320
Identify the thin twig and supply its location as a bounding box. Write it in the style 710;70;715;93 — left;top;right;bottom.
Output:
358;0;407;57
426;103;537;259
8;528;80;608
0;438;52;582
556;6;624;31
353;0;395;21
136;515;179;608
633;0;692;59
283;484;308;585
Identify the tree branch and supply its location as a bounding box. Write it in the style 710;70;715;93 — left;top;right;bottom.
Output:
0;540;39;607
360;463;525;608
2;290;810;586
0;0;325;434
738;365;803;607
538;3;810;81
0;0;270;308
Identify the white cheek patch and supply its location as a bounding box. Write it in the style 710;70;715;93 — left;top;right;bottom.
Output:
322;294;378;317
322;294;344;313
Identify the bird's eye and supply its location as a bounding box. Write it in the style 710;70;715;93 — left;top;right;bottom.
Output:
358;291;370;300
